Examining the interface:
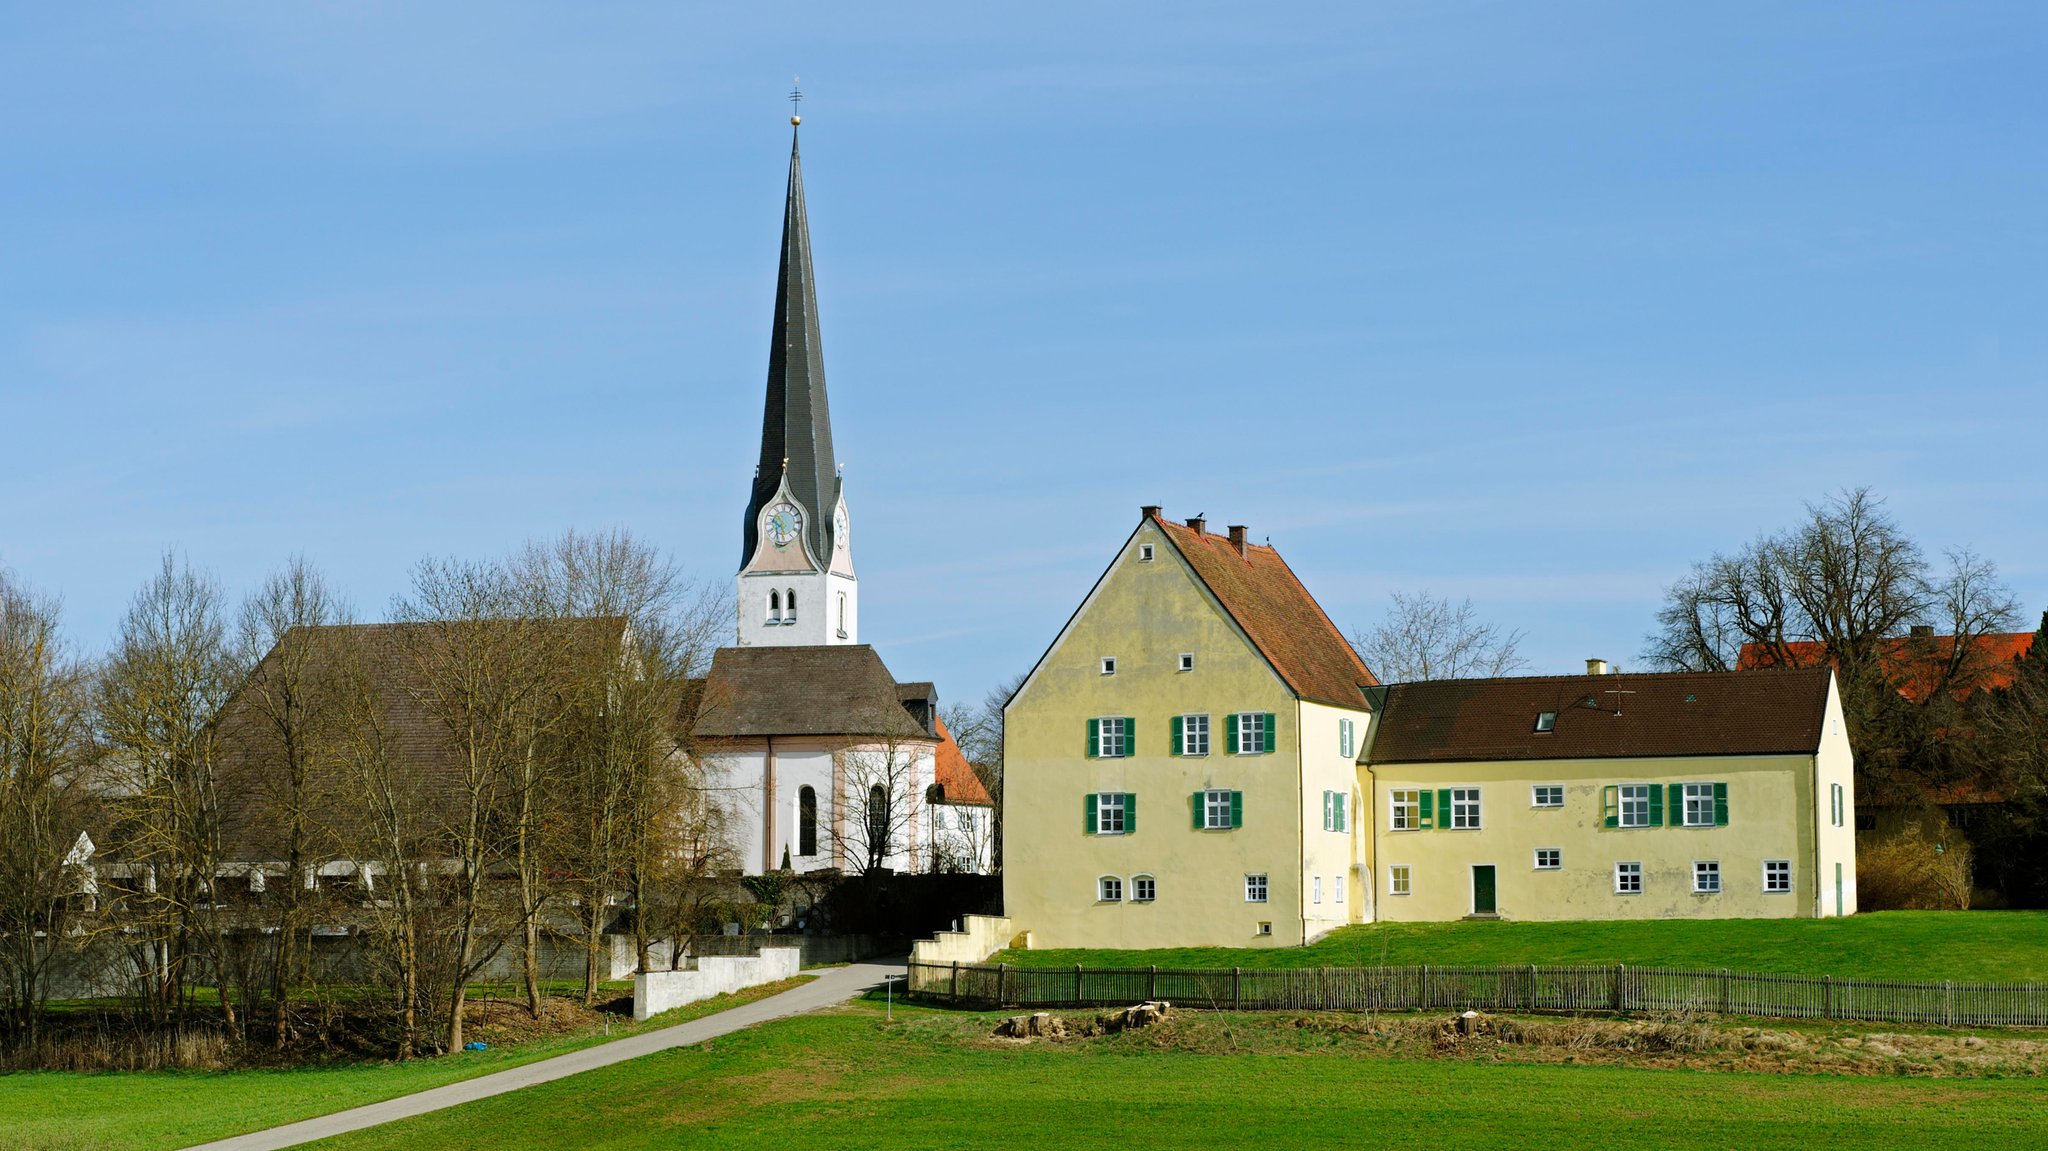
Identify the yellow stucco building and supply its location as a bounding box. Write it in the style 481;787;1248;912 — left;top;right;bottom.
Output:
1002;507;1858;950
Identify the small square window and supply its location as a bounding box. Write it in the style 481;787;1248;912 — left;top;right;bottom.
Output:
1763;859;1792;893
1245;873;1269;903
1693;860;1721;894
1100;657;1117;676
1388;865;1412;896
1139;544;1155;561
1534;848;1561;870
1534;711;1557;733
1615;861;1642;894
1098;876;1122;902
1257;921;1273;936
1132;875;1156;902
1532;785;1564;808
1179;653;1195;672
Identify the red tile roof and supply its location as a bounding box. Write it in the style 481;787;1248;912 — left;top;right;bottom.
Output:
1736;632;2035;702
931;715;993;806
1152;512;1379;709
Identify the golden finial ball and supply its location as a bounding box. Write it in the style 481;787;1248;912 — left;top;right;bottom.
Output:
790;115;802;126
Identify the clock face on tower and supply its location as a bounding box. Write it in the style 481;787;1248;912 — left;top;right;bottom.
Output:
766;502;803;548
834;508;848;550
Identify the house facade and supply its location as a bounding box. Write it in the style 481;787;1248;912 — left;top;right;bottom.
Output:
1002;507;1858;949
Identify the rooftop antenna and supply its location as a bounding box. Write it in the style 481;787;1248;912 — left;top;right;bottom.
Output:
1602;684;1635;716
788;77;803;126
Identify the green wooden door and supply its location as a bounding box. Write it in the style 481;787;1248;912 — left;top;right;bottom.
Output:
1472;865;1497;915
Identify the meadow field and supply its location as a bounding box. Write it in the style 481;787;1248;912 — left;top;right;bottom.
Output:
994;910;2048;981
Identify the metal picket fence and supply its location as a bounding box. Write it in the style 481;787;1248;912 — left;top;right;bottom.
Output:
906;960;2048;1028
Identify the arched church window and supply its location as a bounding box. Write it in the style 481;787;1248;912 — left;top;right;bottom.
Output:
767;590;781;624
785;589;797;621
866;783;890;862
837;592;847;637
798;786;818;857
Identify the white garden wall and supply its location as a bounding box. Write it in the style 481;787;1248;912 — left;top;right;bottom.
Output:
632;946;802;1022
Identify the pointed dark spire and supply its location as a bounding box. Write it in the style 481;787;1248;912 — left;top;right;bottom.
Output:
742;122;840;566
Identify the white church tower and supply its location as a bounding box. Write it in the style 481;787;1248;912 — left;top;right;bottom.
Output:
737;117;858;647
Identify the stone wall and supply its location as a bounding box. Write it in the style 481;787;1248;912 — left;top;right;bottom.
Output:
908;913;1013;967
632;946;802;1022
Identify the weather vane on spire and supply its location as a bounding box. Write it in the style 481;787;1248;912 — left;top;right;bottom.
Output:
788;77;803;127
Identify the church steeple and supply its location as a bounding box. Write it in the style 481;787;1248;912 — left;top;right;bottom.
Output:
741;121;839;568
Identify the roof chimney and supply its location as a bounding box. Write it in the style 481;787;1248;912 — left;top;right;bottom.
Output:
1185;515;1206;535
1910;624;1934;639
1586;658;1610;676
1140;505;1161;522
1227;525;1249;558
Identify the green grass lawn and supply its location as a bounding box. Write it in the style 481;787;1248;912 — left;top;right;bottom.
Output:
0;975;814;1151
262;1001;2048;1151
995;911;2048;982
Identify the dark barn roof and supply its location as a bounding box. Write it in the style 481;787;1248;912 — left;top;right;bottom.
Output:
1366;667;1833;765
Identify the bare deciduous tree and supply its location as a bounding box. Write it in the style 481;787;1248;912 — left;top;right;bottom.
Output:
836;737;926;876
1350;592;1527;683
0;570;93;1046
942;670;1023;874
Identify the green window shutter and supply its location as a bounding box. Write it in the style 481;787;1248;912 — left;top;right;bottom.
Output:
1322;791;1332;830
1086;718;1099;758
1418;789;1434;829
1714;782;1729;827
1225;713;1239;755
1230;790;1244;829
1124;717;1136;757
1602;785;1618;829
1125;792;1137;834
1669;784;1685;824
1171;715;1184;756
1085;793;1098;835
1647;784;1664;828
1191;792;1204;830
1262;713;1277;753
1437;789;1453;829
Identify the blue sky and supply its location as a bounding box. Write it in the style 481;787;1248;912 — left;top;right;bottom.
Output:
4;4;2045;704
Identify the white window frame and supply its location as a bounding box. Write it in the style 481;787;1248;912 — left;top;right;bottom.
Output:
1178;652;1195;672
1619;784;1651;828
1389;789;1420;831
1235;711;1268;755
1095;792;1127;836
1534;711;1557;733
1181;713;1210;757
1334;875;1345;904
1682;782;1716;827
1097;875;1123;903
1312;876;1322;904
1830;782;1844;827
1388;865;1412;896
1614;861;1643;894
1132;874;1156;903
1531;785;1564;808
1449;786;1482;830
1097;716;1129;758
1100;656;1117;676
1139;544;1155;561
1763;859;1792;894
1244;873;1269;904
1693;860;1721;895
1203;789;1234;830
1533;848;1561;870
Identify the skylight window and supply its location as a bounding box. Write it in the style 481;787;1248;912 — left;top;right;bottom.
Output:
1534;711;1557;733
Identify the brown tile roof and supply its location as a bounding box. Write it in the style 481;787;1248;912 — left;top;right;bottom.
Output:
930;715;993;806
694;645;935;740
1366;667;1834;765
1152;512;1378;709
215;618;628;861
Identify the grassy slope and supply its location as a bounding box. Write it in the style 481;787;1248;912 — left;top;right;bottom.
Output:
0;976;815;1151
995;911;2048;981
295;1002;2048;1151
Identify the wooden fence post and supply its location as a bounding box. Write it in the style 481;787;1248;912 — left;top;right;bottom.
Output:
951;960;960;1002
1611;964;1625;1013
1420;964;1429;1010
997;962;1008;1006
1232;966;1242;1011
1149;965;1159;1001
1945;980;1955;1028
1823;975;1833;1021
1074;964;1083;1005
1720;967;1730;1014
1527;964;1537;1012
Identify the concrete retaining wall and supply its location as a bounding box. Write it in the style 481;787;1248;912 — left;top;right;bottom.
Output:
908;914;1014;967
632;946;802;1022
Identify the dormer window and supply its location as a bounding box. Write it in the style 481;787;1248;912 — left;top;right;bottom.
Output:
1534;711;1557;733
1100;657;1117;676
